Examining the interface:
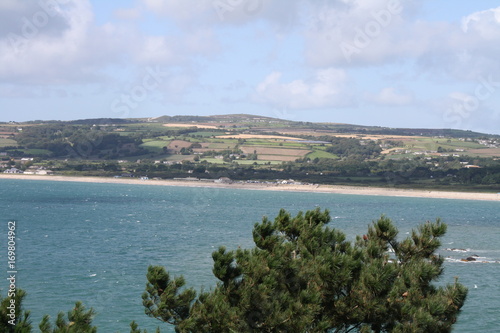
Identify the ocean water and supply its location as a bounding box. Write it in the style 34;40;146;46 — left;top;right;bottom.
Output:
1;179;499;332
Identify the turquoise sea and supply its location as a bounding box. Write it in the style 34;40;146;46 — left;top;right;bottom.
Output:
1;179;499;332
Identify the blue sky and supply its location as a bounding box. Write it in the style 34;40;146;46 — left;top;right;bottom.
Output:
1;0;500;134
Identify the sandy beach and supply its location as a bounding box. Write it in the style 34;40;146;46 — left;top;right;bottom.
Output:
1;174;499;202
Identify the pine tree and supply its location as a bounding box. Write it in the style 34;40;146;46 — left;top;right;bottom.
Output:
140;208;468;333
0;289;32;333
39;301;97;333
130;320;161;333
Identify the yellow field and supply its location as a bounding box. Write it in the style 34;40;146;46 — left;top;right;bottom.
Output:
273;129;418;141
381;147;403;154
328;134;417;140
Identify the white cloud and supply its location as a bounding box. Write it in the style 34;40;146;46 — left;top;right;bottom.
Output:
412;6;500;81
0;0;219;88
303;2;500;81
141;0;302;31
254;68;353;109
366;87;414;106
0;0;126;84
304;0;408;66
462;6;500;36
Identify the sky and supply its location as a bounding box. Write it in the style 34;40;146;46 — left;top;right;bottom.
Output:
1;0;500;134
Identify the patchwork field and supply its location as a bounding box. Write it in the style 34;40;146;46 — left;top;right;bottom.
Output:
2;115;499;172
131;129;500;163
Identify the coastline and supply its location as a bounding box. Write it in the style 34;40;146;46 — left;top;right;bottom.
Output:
1;174;499;202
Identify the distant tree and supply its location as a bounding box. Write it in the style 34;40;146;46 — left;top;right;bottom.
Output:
189;143;202;149
140;208;467;333
247;152;258;160
179;148;191;155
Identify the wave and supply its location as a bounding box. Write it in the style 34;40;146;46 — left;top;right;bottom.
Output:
445;257;499;264
444;248;471;253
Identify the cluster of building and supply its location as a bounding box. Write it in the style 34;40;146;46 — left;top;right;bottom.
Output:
2;166;54;175
169;177;306;186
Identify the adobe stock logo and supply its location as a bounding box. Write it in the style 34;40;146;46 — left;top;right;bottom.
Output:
7;0;70;54
339;0;403;63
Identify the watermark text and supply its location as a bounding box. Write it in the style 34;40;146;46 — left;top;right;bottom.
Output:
6;221;17;326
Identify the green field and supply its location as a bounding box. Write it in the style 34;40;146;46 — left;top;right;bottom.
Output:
306;150;339;160
206;142;237;149
163;154;195;162
0;138;17;148
18;149;52;156
397;137;485;152
139;139;169;153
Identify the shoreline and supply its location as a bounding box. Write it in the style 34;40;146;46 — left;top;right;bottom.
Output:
1;174;499;202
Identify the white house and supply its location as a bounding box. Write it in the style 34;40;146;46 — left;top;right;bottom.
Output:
3;168;23;174
215;177;232;184
35;169;54;175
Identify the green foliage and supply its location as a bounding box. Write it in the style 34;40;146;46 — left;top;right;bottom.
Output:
1;291;96;333
15;124;142;158
129;321;160;333
141;208;467;333
0;289;32;333
38;302;97;333
325;137;382;159
306;150;339;160
142;266;197;327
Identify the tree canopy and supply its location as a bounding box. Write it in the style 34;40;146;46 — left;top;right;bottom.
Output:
141;208;468;333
